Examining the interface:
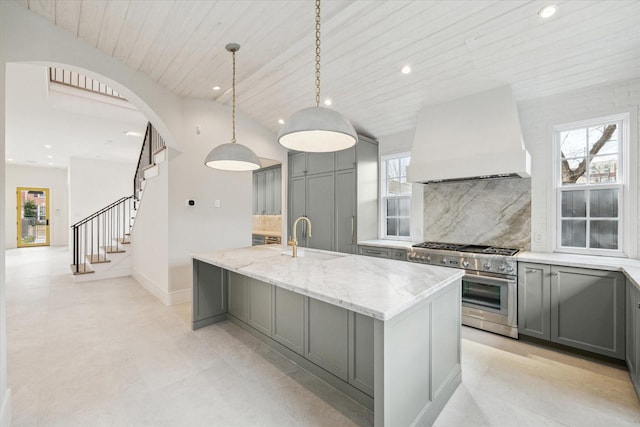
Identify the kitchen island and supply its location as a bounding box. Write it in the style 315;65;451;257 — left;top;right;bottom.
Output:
192;246;463;426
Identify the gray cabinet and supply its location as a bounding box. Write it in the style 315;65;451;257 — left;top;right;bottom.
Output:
247;277;272;336
287;136;378;255
358;245;407;260
349;312;374;396
518;263;551;340
228;272;247;322
627;281;640;398
306;298;349;381
518;262;625;359
253;165;281;214
306;173;335;251
273;287;305;355
192;260;226;328
336;170;356;254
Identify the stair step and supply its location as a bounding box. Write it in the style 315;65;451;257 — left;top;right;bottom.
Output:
102;246;126;254
86;254;111;264
70;263;95;275
118;238;131;244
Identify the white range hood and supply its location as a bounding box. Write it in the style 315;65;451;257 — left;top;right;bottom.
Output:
407;85;530;183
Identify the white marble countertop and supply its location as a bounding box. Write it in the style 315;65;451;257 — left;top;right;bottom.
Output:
518;251;640;290
192;246;463;321
357;239;413;250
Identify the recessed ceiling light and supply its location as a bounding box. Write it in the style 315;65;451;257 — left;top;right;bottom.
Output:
48;162;53;166
278;119;285;125
212;86;221;91
7;158;13;162
47;155;53;159
44;144;52;149
324;98;332;106
538;4;557;19
124;131;143;137
401;65;411;74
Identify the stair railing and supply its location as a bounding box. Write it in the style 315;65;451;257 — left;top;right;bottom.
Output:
134;122;166;202
71;196;135;274
71;122;166;274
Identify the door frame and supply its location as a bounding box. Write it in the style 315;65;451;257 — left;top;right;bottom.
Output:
17;186;50;248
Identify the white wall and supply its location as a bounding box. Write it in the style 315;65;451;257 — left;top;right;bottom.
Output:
518;78;640;257
131;160;170;303
5;165;69;248
0;2;10;425
68;157;134;226
167;99;286;297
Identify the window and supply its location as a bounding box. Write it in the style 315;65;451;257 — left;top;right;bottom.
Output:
381;153;411;239
554;115;627;255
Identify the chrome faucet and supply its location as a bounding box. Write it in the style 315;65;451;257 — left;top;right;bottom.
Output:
288;216;312;258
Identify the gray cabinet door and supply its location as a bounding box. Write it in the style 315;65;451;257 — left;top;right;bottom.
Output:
307;152;335;175
289;176;307;247
289;152;307;177
256;170;266;214
273;166;282;214
265;168;275;215
550;266;625;359
306;173;335;251
336;147;356;171
272;287;305;355
335;170;356;254
349;312;374;396
252;173;259;214
634;285;640;388
626;282;638;373
192;260;226;322
247;277;272;336
517;262;551;340
306;298;349;381
228;272;247;322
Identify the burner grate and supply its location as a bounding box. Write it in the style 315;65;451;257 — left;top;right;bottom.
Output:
412;241;519;256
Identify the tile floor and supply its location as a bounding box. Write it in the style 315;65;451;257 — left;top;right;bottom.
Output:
5;246;640;426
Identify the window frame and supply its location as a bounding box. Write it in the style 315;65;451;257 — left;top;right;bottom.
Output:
380;152;412;241
552;113;628;256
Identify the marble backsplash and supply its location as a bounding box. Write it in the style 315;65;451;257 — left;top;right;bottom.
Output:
422;178;531;250
252;214;282;235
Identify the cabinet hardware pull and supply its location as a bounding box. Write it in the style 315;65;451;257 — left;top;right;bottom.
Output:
525;269;536;273
551;272;559;275
351;216;355;245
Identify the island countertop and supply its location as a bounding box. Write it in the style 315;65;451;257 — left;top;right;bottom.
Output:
192;245;463;321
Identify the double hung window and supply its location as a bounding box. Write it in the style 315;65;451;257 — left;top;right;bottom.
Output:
381;154;411;239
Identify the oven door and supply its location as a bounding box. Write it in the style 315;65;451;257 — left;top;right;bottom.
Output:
461;274;512;316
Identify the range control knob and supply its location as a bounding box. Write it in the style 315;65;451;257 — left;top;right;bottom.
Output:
506;264;514;273
483;262;492;270
461;260;470;268
440;257;447;264
426;255;432;262
498;264;506;272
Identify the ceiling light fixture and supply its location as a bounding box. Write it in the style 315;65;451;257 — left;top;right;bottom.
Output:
278;119;285;125
401;65;411;74
125;131;143;137
47;155;53;159
212;86;221;91
538;4;557;19
44;144;51;149
204;43;261;171
277;0;357;153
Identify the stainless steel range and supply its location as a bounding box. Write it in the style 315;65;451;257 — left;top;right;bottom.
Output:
408;242;519;338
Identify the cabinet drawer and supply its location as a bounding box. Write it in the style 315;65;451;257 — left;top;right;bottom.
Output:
358;246;390;258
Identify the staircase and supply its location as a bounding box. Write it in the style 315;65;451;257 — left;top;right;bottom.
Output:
71;122;166;280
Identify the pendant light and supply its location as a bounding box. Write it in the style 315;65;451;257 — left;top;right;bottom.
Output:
277;0;357;153
205;43;261;171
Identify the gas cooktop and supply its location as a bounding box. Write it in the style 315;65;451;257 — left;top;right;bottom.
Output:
412;242;519;257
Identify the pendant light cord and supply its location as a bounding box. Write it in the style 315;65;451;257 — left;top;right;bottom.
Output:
315;0;321;108
232;49;237;143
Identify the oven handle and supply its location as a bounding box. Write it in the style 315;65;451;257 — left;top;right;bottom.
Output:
463;274;515;287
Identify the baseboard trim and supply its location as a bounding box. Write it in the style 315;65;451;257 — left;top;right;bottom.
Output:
1;388;11;427
131;269;191;306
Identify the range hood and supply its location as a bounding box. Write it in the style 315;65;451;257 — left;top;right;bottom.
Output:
407;85;530;184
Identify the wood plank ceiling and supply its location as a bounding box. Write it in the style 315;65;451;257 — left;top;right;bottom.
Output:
18;0;640;139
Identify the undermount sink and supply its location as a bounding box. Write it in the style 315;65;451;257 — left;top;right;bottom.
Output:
281;248;346;261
